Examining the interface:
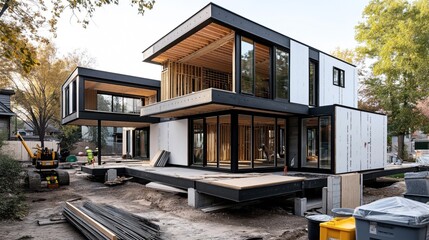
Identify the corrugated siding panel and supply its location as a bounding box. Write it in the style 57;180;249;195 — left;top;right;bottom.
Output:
335;106;387;173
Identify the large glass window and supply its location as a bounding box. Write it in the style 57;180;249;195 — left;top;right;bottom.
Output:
219;115;231;169
64;86;70;116
96;93;142;114
192;119;204;166
275;48;289;99
255;43;270;98
97;94;112;112
309;61;318;106
206;116;217;167
254;116;275;168
112;96;123;113
134;128;149;159
319;116;331;169
277;119;286;167
241;38;254;94
81;126;122;155
72;81;77;113
238;115;252;169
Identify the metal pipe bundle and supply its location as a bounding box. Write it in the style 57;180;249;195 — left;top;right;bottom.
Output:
64;201;161;240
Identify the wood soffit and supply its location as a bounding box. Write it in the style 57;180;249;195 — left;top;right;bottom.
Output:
152;23;235;73
85;80;157;97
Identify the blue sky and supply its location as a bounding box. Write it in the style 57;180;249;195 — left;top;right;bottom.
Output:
54;0;369;80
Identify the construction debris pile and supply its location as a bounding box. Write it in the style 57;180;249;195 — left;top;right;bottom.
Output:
63;201;161;240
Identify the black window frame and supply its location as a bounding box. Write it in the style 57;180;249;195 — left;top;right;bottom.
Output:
274;47;290;101
333;67;345;88
96;91;143;114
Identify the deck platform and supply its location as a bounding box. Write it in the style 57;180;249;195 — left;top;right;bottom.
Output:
82;164;328;202
81;163;429;203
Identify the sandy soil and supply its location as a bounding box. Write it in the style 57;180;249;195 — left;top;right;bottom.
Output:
1;168;405;240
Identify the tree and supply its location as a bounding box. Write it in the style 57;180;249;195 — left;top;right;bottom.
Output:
355;0;429;159
0;0;155;78
8;43;84;147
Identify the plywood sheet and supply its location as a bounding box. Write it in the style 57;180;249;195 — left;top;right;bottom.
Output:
341;173;361;208
207;175;305;190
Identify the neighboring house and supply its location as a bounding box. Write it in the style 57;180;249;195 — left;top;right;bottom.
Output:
0;89;15;139
61;3;387;174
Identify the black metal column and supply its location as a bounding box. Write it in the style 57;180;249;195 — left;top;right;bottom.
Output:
98;119;101;165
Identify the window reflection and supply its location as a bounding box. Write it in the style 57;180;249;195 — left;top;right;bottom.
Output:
275;48;289;99
241;38;254;94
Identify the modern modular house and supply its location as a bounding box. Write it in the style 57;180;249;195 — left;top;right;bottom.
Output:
61;67;160;161
62;3;387;174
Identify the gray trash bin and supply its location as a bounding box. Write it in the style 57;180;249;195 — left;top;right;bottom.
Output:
353;197;429;240
405;171;429;195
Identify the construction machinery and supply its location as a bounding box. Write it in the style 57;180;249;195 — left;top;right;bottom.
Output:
16;133;70;190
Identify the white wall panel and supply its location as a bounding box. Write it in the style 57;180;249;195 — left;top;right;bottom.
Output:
290;40;309;105
335;109;348;173
149;120;188;166
149;123;159;160
319;53;357;108
167;119;188;166
335;106;387;173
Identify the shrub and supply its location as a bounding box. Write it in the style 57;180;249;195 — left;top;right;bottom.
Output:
0;154;27;220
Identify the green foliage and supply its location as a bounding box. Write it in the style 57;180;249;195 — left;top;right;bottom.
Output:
0;153;26;220
58;125;81;151
356;0;429;157
0;0;155;84
12;43;77;148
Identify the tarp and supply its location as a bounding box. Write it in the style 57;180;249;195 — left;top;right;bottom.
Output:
353;197;429;226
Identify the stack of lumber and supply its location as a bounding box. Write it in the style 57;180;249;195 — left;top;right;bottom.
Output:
149;150;170;167
63;201;161;240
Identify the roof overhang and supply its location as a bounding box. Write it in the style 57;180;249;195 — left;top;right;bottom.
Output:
141;88;309;118
142;3;291;65
62;110;159;127
63;67;160;90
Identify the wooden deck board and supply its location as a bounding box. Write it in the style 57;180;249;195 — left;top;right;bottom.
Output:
207;175;305;190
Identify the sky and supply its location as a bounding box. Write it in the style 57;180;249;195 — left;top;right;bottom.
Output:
54;0;370;80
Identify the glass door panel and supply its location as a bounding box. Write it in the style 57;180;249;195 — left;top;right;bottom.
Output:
193;119;204;166
302;118;319;168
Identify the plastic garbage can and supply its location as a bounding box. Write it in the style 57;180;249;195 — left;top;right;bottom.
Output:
354;197;429;240
331;208;354;218
405;171;429;195
306;214;333;240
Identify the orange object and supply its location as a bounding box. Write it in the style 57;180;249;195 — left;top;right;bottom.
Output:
283;166;288;175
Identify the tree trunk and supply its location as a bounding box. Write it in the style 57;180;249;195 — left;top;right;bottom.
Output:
39;130;45;148
397;134;405;160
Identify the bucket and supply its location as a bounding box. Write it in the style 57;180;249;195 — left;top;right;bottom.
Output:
66;155;77;162
331;208;354;218
306;214;333;240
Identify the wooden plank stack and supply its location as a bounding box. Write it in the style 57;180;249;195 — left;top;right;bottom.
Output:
149;150;170;167
63;201;161;240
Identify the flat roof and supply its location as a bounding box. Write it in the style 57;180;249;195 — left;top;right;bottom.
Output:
142;2;355;67
63;67;160;90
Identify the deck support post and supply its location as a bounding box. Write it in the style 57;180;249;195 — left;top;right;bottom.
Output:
294;197;307;216
188;188;220;208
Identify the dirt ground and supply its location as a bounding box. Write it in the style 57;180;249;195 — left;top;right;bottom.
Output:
1;168;406;240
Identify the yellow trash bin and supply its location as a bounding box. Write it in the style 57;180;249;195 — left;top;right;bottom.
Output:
320;217;356;240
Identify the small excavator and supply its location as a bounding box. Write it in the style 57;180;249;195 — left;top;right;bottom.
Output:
16;133;69;190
